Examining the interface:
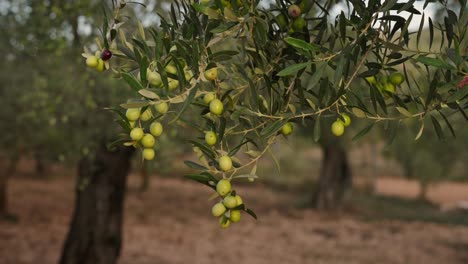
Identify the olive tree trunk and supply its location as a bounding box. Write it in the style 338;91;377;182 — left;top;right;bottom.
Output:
59;144;133;264
0;156;18;217
312;142;352;210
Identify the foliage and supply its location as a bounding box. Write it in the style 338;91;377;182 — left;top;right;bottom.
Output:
89;0;466;225
0;0;132;163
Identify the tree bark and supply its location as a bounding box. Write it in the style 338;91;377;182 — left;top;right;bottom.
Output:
312;142;352;210
0;156;18;216
59;144;133;264
419;181;429;201
139;162;150;192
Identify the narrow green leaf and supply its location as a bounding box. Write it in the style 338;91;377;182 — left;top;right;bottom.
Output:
352;123;375;141
284;37;320;52
277;62;311;77
260;119;288;138
414;121;424;140
122;72;143;92
138;89;159;99
184;160;208;170
396;107;412;117
417;56;454;69
244;208;258;220
171;86;198;123
430;115;444;140
438;111;455;138
189;140;216;160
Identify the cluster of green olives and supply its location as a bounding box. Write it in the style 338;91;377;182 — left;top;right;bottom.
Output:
125;101;169;160
145;59;194;91
331;113;351;137
212;179;244;228
366;72;405;95
275;1;311;33
85;49;112;72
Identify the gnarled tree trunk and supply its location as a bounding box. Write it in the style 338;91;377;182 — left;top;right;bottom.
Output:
312;142;351;210
59;144;133;264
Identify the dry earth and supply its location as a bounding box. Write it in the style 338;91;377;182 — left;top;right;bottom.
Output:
1;172;468;264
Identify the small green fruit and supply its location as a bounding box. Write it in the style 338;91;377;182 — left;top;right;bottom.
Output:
155;102;169;114
235;195;243;205
219;156;233;172
143;148;155;160
223;195;238;209
205;131;217;146
288;4;301;18
384;82;395;93
126;108;141;121
389;72;405;85
216;179;232;196
140;109;153;122
331;120;345;137
130;128;144;141
150;122;163;137
86;56;99;68
281;122;293;136
209;99;224;115
341;113;351;127
292;17;306;31
220;0;231;8
168;79;179;90
365;76;377;85
230;210;241;223
165;64;177;75
276;14;288;31
204;92;216;104
95;58;105;72
147;71;162;87
184;69;193;81
219;217;231;228
204;67;218;81
141;134;156;148
212;202;227;217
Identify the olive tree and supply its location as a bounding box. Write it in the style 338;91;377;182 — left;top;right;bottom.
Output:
90;0;466;222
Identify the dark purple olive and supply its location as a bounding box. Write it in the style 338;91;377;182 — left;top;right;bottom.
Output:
100;49;112;61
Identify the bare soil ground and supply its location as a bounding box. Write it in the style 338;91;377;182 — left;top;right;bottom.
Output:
1;171;468;264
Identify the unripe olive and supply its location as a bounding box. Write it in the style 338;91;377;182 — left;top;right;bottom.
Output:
143;148;155;160
209;99;224;115
140;109;153;122
216;179;232;196
281;122;293;136
331;120;345;137
155;102;169;114
230;210;241;223
389;72;405;85
219;216;231;228
212;202;227;217
223;195;238;209
219;156;233;172
86;56;99;68
204;67;218;81
126;108;141;121
130;128;144;141
141;134;156;148
205;131;217;146
341;113;351;127
203;92;216;105
150;122;163;137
